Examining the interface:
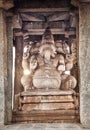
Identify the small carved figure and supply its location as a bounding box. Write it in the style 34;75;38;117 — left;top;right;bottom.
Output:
21;46;38;91
61;74;77;90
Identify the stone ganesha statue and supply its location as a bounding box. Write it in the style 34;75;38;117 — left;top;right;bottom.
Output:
21;27;77;91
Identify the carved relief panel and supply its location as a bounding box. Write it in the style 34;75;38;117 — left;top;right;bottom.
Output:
13;6;79;122
21;27;77;91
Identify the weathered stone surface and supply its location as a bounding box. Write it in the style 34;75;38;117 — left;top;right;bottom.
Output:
0;8;13;125
79;3;90;125
0;123;90;130
14;36;23;94
5;17;13;124
0;9;5;124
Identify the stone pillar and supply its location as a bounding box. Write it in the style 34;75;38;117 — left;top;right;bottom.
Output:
0;8;13;125
5;16;13;124
0;9;5;125
0;0;13;125
79;2;90;127
14;36;23;95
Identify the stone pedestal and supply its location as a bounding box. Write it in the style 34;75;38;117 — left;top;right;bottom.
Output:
12;90;79;123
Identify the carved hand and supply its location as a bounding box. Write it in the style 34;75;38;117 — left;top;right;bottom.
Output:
23;52;30;60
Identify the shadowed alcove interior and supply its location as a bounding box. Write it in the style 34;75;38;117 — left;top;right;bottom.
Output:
12;0;79;123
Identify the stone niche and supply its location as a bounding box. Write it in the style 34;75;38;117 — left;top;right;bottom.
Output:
1;0;90;126
12;0;79;123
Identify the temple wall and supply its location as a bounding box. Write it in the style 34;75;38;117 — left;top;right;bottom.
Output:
79;3;90;126
0;9;13;125
5;16;13;124
0;9;5;124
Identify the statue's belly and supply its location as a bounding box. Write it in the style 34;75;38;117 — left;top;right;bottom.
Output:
33;68;61;89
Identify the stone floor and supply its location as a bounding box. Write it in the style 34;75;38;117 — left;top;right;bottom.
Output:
0;123;90;130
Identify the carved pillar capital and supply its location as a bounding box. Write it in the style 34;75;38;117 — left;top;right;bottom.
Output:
71;0;90;7
0;0;14;10
71;0;80;7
